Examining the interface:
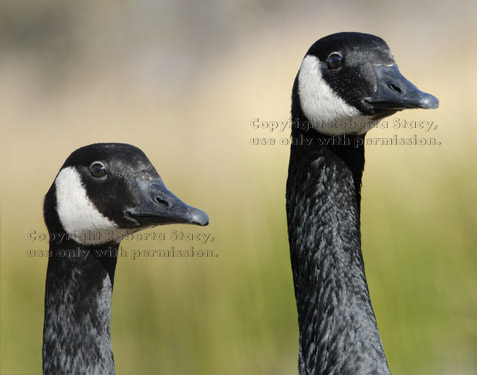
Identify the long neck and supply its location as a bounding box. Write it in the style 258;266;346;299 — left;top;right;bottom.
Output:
286;116;390;374
42;239;119;375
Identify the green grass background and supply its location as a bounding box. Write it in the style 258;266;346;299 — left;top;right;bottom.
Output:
1;1;476;374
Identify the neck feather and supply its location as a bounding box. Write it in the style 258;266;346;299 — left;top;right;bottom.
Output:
42;239;119;375
286;108;390;374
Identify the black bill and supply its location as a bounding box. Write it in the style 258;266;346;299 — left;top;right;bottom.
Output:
365;64;439;111
127;178;209;226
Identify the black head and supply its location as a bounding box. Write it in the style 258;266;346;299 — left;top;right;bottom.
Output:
293;32;438;135
44;143;209;245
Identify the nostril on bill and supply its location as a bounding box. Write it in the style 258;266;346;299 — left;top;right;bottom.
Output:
388;83;402;93
154;197;170;207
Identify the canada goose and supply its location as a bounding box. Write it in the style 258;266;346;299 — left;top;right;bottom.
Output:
286;32;438;374
42;143;208;375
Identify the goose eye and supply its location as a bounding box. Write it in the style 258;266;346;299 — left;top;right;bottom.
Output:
90;162;106;178
327;53;343;69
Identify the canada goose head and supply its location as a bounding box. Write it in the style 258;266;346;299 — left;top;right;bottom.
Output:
44;143;209;246
293;32;439;135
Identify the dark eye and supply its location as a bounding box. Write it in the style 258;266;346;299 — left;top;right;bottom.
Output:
90;162;106;178
327;53;343;69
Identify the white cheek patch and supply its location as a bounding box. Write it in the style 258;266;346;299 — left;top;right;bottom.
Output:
298;55;375;135
55;167;130;245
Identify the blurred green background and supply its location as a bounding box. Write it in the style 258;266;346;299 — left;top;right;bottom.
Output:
1;1;476;374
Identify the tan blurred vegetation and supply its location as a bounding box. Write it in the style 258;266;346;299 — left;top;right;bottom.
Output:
1;0;477;374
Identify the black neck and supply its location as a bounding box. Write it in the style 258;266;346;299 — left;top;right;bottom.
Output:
286;100;389;374
42;238;119;375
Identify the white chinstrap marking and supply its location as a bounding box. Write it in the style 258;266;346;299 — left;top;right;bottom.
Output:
298;55;377;135
55;167;131;245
